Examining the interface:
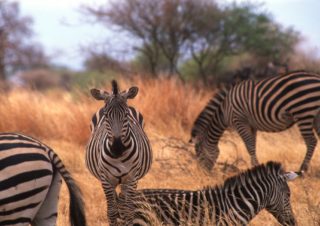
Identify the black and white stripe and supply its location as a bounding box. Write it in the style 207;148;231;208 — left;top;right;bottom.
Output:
133;161;298;226
85;80;152;225
191;71;320;171
0;132;86;226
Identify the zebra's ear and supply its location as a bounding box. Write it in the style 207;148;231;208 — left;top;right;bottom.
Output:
283;171;302;181
90;88;109;101
124;86;139;99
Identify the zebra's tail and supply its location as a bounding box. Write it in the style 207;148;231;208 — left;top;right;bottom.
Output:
48;149;87;226
313;108;320;137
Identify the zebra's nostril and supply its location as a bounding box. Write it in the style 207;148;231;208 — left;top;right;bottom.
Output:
111;136;121;144
109;137;126;157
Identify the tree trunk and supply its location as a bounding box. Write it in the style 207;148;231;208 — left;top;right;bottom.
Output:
0;29;6;81
0;59;5;81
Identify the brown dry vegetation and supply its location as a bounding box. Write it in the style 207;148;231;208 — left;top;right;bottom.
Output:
1;77;320;226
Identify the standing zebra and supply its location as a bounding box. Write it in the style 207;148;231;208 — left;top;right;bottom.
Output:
86;80;152;225
190;71;320;172
0;132;86;226
132;161;299;226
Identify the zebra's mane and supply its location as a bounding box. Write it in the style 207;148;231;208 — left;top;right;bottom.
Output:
112;80;119;95
278;69;316;76
191;85;232;137
205;84;233;110
205;161;283;191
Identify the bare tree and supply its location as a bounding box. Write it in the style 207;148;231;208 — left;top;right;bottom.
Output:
0;1;49;80
84;0;162;76
83;0;299;84
84;0;200;78
83;48;126;73
186;1;225;83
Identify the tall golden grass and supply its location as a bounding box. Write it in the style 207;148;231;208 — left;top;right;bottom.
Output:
1;77;320;225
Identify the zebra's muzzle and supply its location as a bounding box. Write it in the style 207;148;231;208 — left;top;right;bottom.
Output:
109;137;126;158
195;142;201;157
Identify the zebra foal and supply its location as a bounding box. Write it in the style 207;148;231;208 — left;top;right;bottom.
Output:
85;80;152;225
191;71;320;172
0;132;86;226
132;161;299;226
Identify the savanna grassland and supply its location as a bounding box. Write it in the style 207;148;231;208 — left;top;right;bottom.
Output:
1;77;320;226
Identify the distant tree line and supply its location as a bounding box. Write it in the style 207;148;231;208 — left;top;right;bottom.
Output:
83;0;300;84
0;0;306;88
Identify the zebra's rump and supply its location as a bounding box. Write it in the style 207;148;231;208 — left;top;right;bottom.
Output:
228;72;320;132
0;133;54;225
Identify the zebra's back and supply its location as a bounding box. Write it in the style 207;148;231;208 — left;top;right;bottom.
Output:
227;71;320;132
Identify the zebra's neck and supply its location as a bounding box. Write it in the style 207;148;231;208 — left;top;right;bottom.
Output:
193;87;230;143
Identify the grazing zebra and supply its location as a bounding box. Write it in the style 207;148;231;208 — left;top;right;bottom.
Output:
0;132;86;226
131;161;299;226
190;71;320;172
85;80;152;225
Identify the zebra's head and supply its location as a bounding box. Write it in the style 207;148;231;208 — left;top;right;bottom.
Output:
196;144;219;171
90;80;139;157
265;167;301;225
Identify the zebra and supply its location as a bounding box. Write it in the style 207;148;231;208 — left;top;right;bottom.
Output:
190;71;320;172
0;132;86;226
85;80;153;225
131;161;299;226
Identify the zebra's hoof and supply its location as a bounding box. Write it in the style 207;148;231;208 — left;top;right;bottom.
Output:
297;170;305;177
299;165;308;174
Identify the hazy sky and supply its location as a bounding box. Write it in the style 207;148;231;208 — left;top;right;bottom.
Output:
15;0;320;70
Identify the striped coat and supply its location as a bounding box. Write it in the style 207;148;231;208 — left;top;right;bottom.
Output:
85;81;152;225
86;106;151;186
132;162;298;226
191;71;320;171
0;132;86;226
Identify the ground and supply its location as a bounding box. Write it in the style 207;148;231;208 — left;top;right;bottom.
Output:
1;78;319;225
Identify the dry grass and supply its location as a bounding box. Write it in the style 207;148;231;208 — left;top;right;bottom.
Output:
1;77;320;225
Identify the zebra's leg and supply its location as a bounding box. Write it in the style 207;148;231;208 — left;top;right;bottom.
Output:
234;121;259;166
198;143;220;171
118;181;139;224
31;172;62;226
122;190;156;226
313;108;320;136
102;180;119;226
297;120;317;172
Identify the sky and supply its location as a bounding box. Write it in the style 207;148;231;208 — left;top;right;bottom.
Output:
15;0;320;70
